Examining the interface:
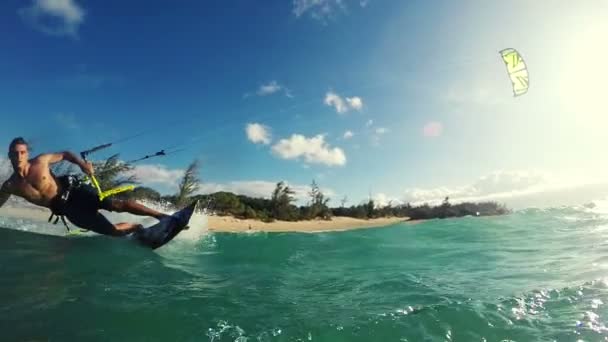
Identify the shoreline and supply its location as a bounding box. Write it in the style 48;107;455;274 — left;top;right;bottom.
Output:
207;215;417;233
0;206;419;233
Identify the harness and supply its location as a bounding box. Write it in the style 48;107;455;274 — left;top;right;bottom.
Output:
48;175;80;232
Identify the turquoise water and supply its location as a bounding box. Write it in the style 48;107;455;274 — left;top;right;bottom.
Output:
2;206;608;341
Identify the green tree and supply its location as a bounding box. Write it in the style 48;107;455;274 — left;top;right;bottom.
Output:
175;159;200;208
271;181;298;221
365;198;375;218
129;186;161;201
211;191;242;215
307;180;331;219
93;154;137;190
242;206;257;219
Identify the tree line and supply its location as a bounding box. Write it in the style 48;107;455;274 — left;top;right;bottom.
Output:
191;190;509;221
49;156;510;221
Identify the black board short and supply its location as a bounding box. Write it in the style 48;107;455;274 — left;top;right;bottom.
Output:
63;184;118;235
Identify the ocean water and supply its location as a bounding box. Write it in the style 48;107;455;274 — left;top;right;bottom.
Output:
2;204;608;341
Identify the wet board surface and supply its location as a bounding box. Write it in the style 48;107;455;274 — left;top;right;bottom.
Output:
128;200;198;249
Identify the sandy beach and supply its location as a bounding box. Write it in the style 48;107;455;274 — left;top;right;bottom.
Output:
0;205;414;233
207;215;412;233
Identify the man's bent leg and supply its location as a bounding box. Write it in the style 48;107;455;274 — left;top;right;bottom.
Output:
108;200;168;220
114;222;144;234
66;211;137;237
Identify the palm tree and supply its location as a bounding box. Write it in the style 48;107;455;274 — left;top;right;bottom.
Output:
93;154;137;190
340;195;348;208
175;159;201;208
271;181;297;220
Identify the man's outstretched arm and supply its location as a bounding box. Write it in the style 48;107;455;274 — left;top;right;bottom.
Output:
0;182;10;209
36;151;94;176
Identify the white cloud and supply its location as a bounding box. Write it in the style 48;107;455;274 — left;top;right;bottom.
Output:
403;170;549;204
472;171;547;194
401;170;608;210
246;123;272;145
198;180;279;199
423;121;443;137
324;91;363;114
127;164;184;189
343;130;354;139
245;81;292;98
271;134;346;166
346;96;363;111
373;193;403;208
292;0;369;20
324;92;348;114
402;186;463;205
257;81;282;96
293;0;345;19
19;0;85;38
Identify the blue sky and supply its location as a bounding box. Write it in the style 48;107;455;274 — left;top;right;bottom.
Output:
1;0;608;209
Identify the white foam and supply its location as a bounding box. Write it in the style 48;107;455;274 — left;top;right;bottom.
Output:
0;214;62;235
176;211;209;242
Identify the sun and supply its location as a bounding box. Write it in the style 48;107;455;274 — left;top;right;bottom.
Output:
559;21;608;121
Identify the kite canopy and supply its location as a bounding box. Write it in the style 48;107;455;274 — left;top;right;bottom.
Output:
500;48;529;96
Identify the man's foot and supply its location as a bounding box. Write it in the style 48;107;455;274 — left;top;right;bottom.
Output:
156;214;171;221
114;223;144;235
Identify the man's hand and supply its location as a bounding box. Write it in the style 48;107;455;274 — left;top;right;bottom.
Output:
80;161;94;177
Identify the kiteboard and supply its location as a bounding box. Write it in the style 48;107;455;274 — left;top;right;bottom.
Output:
128;200;198;249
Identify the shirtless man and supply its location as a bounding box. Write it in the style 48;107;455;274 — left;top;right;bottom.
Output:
0;137;169;236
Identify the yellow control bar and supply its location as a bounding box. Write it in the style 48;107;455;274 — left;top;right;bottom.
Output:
88;174;135;201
